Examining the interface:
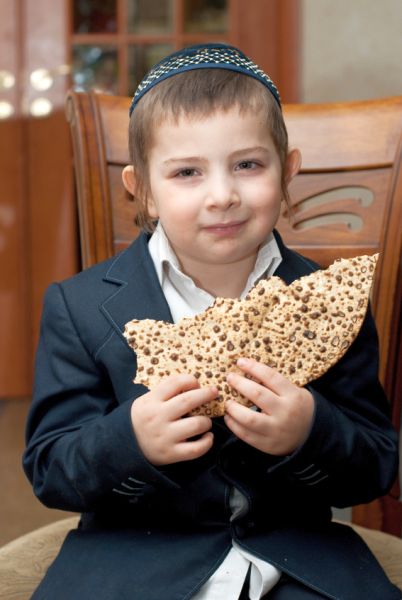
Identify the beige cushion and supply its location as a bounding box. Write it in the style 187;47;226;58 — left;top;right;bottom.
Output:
0;516;80;600
0;518;400;599
350;523;402;590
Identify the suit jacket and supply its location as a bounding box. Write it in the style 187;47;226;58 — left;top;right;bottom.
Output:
23;231;400;600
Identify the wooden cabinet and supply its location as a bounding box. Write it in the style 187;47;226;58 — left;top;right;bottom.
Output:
0;0;78;397
0;0;299;398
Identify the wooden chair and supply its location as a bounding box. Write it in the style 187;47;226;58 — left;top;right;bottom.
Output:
65;90;402;537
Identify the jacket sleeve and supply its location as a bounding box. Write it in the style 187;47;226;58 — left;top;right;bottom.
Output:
266;307;399;507
23;283;179;513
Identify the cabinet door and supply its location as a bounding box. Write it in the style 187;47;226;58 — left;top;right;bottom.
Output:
0;0;77;397
0;0;29;397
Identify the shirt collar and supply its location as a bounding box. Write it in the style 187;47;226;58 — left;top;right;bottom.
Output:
148;221;282;300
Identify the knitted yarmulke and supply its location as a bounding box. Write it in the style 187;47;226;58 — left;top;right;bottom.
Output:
129;43;281;116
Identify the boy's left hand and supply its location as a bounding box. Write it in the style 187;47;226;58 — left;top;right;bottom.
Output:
225;357;314;456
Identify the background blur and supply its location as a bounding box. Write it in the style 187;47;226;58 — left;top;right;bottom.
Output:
1;0;401;545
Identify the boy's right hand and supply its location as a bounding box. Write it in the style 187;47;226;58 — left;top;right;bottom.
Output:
130;374;216;466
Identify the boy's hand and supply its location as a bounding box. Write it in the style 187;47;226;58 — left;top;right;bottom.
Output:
225;358;314;456
131;374;216;466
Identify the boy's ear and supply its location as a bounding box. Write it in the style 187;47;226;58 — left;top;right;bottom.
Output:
284;148;302;184
122;165;136;195
122;165;159;219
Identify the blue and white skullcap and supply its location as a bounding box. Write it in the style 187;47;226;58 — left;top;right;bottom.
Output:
129;43;281;116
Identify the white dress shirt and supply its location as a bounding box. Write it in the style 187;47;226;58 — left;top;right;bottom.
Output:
148;223;283;600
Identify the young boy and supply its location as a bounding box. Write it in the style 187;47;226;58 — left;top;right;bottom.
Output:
23;44;400;599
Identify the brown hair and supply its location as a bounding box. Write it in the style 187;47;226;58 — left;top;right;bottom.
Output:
128;68;289;231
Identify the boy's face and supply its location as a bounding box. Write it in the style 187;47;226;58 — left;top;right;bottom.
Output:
133;107;300;280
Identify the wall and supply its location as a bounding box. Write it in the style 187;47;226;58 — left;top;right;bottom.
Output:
301;0;402;102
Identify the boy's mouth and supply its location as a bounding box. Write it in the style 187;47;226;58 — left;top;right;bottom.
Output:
203;220;246;235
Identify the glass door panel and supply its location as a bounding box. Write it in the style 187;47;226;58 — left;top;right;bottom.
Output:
184;0;228;33
72;45;119;93
127;0;173;34
71;0;232;96
73;0;117;33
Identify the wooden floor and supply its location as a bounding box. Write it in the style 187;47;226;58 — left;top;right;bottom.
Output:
0;397;76;547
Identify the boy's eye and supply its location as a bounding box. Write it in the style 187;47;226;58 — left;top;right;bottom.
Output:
236;161;257;170
176;168;197;177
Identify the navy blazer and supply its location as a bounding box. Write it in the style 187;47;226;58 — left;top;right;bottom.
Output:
23;231;400;600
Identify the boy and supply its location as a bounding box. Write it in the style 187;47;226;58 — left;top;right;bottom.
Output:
24;44;400;599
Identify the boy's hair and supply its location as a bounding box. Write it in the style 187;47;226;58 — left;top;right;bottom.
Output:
128;68;289;232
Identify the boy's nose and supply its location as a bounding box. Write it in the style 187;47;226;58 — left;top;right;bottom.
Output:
205;174;240;209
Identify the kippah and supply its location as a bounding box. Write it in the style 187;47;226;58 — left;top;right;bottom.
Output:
129;43;281;116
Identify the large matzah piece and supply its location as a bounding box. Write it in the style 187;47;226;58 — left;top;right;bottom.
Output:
124;254;378;417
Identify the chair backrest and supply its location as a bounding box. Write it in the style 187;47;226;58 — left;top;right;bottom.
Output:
280;100;402;403
66;91;402;536
65;92;135;265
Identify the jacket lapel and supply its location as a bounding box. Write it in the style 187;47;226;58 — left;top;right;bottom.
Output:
98;229;318;338
273;229;319;284
99;233;173;336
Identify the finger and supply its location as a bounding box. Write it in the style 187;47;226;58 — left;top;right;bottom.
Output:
172;415;212;442
227;371;277;414
174;431;214;462
224;410;249;441
236;358;295;395
225;398;269;434
153;374;200;402
224;405;269;445
168;386;219;420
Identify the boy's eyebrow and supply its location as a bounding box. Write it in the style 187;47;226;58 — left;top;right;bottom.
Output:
163;156;206;166
163;147;270;165
230;146;270;158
